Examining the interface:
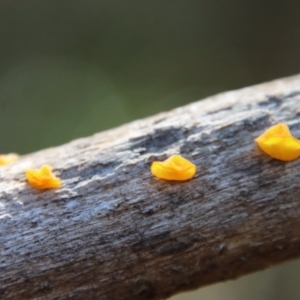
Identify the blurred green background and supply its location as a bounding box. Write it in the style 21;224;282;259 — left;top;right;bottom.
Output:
1;1;300;154
1;1;300;299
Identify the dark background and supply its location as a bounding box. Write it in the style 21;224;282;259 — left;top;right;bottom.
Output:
1;1;300;154
1;2;300;299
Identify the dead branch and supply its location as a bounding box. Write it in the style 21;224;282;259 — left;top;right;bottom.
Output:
1;75;300;300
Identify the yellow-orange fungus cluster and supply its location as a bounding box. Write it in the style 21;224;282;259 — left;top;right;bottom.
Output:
3;122;299;192
255;123;300;161
151;154;196;181
25;164;62;190
0;153;19;166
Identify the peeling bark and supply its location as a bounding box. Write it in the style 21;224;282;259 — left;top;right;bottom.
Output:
1;75;300;300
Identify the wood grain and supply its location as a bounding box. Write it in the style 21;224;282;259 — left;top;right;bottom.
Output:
1;75;300;300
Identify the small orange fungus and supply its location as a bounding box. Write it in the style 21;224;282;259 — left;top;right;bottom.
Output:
255;123;300;161
26;164;62;189
0;153;19;166
151;154;196;181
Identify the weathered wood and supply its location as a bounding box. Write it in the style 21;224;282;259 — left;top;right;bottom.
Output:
1;75;300;300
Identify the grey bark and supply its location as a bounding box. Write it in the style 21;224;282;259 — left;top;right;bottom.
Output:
1;75;300;300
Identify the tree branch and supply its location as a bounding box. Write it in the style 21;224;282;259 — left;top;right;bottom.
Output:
1;75;300;300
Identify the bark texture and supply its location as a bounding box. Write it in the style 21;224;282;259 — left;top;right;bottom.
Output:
1;75;300;300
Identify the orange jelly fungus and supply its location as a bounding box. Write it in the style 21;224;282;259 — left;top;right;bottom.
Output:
0;153;19;166
151;154;196;181
255;123;300;161
26;164;62;189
